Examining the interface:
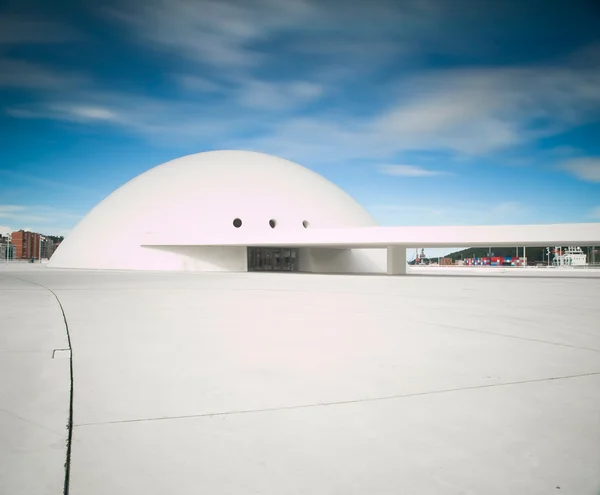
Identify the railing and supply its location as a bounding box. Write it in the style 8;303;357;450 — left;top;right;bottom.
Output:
1;259;45;264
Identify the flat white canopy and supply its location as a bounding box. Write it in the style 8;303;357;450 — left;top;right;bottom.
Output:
141;223;600;249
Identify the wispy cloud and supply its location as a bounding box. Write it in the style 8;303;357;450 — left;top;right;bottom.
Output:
374;65;600;154
0;204;80;235
8;61;600;160
227;117;382;164
369;201;529;226
4;0;600;165
63;106;118;120
378;164;447;177
104;0;316;69
228;61;600;161
0;205;26;215
0;58;89;90
101;0;451;78
0;170;98;195
559;157;600;182
176;72;325;111
5;91;235;140
174;74;224;93
99;0;521;73
0;204;81;222
4;78;328;146
0;205;47;223
6;104;119;122
236;80;323;110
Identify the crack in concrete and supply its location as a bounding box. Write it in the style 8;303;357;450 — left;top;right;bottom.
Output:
0;408;65;436
9;276;75;495
75;370;600;427
415;319;600;354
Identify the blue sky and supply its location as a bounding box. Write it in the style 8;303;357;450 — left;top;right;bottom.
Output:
1;0;600;250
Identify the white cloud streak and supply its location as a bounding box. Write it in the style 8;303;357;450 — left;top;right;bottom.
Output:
0;204;78;223
236;80;323;110
4;91;237;142
0;170;98;195
0;204;80;236
7;62;600;159
0;205;26;215
559;157;600;182
7;104;119;122
374;66;600;154
228;62;600;161
369;201;528;227
0;58;89;89
4;0;600;162
174;73;324;111
174;74;223;93
105;0;316;69
378;164;446;177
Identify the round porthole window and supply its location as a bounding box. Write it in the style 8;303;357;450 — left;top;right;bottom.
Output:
233;218;242;228
302;220;309;228
269;219;276;229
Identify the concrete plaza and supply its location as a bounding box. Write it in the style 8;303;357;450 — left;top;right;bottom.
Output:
1;264;599;494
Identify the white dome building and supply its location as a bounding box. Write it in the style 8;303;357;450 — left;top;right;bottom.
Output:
49;150;387;273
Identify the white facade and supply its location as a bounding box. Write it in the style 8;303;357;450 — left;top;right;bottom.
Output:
49;150;600;275
49;150;384;273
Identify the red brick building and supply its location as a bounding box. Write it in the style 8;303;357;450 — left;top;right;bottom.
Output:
11;230;41;260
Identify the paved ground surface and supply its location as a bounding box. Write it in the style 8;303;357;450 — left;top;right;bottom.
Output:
1;264;599;494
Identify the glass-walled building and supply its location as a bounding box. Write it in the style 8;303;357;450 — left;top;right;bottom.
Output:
0;239;15;260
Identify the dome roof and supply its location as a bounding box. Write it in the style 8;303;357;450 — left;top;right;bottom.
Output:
49;150;377;270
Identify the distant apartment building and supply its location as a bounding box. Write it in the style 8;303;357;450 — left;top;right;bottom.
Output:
0;235;15;260
440;257;454;266
11;230;41;259
41;236;56;259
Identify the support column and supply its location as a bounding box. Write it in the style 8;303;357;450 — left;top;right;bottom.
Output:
387;246;407;275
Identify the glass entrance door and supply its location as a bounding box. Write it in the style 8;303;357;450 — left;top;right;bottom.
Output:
248;247;298;272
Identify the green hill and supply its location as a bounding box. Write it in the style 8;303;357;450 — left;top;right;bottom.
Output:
445;246;548;262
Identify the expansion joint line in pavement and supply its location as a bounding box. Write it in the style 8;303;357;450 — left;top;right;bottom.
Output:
75;370;600;427
424;319;600;354
12;277;74;495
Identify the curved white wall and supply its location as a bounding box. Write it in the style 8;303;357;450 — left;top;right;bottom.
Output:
50;150;381;272
299;248;386;274
142;246;248;272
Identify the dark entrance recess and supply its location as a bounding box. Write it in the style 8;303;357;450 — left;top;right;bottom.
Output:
248;247;299;272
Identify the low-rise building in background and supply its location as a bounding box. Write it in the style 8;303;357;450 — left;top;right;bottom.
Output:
1;231;63;261
41;236;57;259
11;230;41;260
0;235;15;260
